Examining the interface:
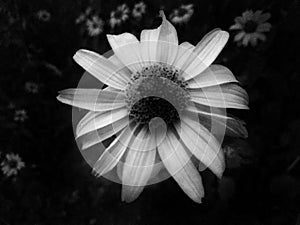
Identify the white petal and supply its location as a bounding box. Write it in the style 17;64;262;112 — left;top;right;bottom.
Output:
185;105;248;138
158;132;204;203
93;126;137;176
108;54;132;77
173;42;195;70
107;33;143;72
73;49;129;90
140;11;178;66
181;29;229;80
190;83;249;109
57;88;126;111
79;116;129;150
76;107;129;138
187;64;238;89
121;129;156;202
256;23;271;32
175;116;225;178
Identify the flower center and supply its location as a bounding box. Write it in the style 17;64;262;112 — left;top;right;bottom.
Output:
125;64;190;127
244;20;258;33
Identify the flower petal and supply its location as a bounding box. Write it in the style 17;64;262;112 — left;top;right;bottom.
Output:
108;54;132;77
157;132;204;203
190;83;249;109
257;22;271;32
181;29;229;80
185;105;248;138
93;126;137;176
57;88;126;111
107;33;143;72
176;116;225;178
140;11;178;66
73;49;129;90
173;42;194;70
78;116;129;150
121;129;156;202
76;107;129;138
187;64;238;89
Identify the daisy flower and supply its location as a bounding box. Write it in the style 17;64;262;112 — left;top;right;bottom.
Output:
169;4;194;25
1;153;25;177
86;15;104;37
132;2;146;19
109;4;130;29
57;11;248;203
229;10;271;47
36;9;51;22
14;109;28;122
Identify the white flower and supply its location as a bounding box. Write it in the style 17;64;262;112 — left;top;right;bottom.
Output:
14;109;28;122
169;4;194;24
1;153;25;177
132;2;146;19
230;10;272;47
86;15;104;37
57;11;248;203
36;10;51;22
25;82;39;94
109;4;130;29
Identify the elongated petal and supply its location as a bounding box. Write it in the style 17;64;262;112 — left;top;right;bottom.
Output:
108;54;132;77
76;107;129;138
93;126;137;176
187;64;238;89
190;83;249;109
173;42;195;71
181;29;229;80
140;11;178;66
176;116;225;178
73;49;129;90
79;116;129;150
57;88;126;111
185;105;248;138
121;129;156;202
107;33;143;72
158;132;204;203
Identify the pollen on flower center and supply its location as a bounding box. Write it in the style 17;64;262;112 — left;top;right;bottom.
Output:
125;63;190;127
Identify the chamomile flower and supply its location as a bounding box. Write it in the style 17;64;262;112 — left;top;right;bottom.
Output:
57;11;248;203
132;2;146;19
109;4;130;29
1;153;25;177
169;4;194;25
86;15;104;37
14;109;28;122
36;10;51;22
230;10;272;47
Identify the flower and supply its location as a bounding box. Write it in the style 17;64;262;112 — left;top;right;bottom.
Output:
169;4;194;25
1;153;25;177
86;15;104;37
57;11;249;203
25;82;39;94
229;10;271;47
132;2;146;19
109;4;130;29
76;7;92;24
14;109;28;122
36;10;51;22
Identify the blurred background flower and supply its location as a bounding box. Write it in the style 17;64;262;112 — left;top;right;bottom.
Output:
169;4;194;25
1;153;25;177
132;2;147;19
229;10;271;47
86;15;104;37
109;4;130;29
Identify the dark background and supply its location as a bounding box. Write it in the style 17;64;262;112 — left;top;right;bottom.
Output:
0;0;300;224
